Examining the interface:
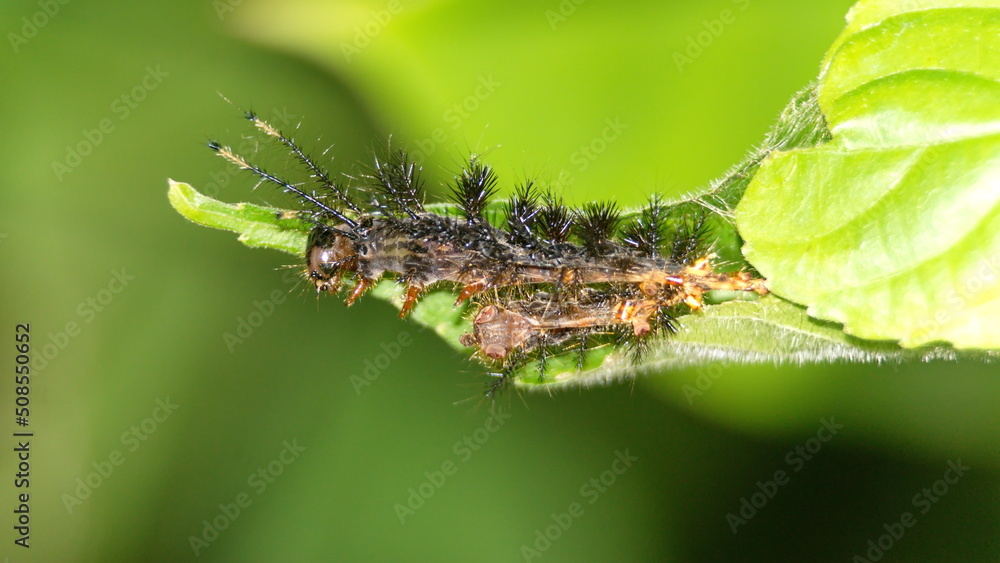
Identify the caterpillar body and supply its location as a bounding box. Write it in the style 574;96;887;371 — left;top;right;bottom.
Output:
210;111;767;394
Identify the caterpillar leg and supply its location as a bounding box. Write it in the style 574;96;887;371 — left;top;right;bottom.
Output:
399;284;423;318
345;277;376;306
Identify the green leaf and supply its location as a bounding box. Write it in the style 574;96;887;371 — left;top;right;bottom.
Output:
515;297;965;391
737;0;1000;349
168;179;311;255
169;154;969;392
167;177;475;341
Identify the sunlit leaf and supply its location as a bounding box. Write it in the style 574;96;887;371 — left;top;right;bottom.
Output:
737;0;1000;348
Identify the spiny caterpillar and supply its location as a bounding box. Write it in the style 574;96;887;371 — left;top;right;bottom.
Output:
210;111;767;395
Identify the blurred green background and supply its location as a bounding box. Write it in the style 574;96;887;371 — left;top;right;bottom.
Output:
1;0;998;561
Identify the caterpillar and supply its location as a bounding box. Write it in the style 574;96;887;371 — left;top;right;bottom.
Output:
459;288;682;395
209;111;767;393
458;251;767;394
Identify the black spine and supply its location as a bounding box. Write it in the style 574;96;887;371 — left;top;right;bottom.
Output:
450;157;499;225
243;111;363;217
370;149;425;219
622;195;669;258
534;192;573;244
575;201;622;256
504;182;541;247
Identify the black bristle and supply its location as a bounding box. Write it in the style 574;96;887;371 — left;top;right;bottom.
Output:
612;323;651;365
669;210;711;263
484;367;513;399
451;157;499;224
243;110;363;216
575;201;621;255
209;139;359;233
629;333;651;364
653;307;680;335
622;195;669;258
575;329;591;371
370;149;425;219
534;192;573;244
534;334;551;383
505;182;541;245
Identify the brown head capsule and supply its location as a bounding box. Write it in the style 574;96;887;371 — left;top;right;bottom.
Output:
459;305;535;360
305;227;357;293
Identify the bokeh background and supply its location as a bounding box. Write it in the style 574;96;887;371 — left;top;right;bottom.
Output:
2;0;998;561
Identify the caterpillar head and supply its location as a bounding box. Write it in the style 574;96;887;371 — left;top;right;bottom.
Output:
306;227;357;293
459;305;533;360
